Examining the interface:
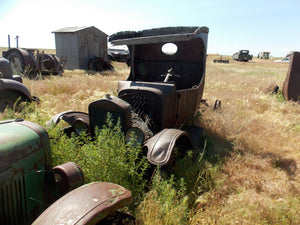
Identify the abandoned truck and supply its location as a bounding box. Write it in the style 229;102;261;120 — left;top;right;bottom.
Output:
0;57;36;112
0;119;134;225
232;50;253;62
48;26;208;171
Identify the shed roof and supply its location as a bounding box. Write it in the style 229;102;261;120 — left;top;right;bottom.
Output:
52;26;107;36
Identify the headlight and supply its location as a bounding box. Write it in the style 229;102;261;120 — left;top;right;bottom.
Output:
73;118;88;135
125;127;145;146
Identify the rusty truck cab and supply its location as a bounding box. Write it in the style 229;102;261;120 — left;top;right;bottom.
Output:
110;26;208;131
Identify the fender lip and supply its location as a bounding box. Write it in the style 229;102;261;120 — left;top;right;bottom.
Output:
46;111;89;128
0;78;31;100
146;128;192;166
32;181;133;225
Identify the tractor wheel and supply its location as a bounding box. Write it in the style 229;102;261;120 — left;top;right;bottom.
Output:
0;89;28;112
0;58;13;78
6;50;26;74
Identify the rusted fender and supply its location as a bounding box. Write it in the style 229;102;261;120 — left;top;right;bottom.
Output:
145;128;192;166
32;181;133;225
282;51;300;101
0;78;31;100
46;111;89;128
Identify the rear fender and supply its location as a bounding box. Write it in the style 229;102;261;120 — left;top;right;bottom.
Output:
145;128;193;166
32;182;133;225
0;78;31;100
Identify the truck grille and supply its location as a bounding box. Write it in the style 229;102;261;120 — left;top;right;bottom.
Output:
0;173;27;225
119;90;160;132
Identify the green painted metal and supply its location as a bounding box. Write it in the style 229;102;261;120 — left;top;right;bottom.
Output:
0;119;56;225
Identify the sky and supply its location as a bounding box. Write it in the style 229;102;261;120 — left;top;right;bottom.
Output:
0;0;299;57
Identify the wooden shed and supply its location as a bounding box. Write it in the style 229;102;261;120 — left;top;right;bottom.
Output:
52;26;108;70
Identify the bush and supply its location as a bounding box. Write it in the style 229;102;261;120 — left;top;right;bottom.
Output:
49;116;150;205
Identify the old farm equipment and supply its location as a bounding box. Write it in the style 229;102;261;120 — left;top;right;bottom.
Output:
0;119;134;225
213;55;229;63
232;50;253;62
282;51;300;101
258;51;270;59
2;48;64;76
48;26;208;173
0;57;35;112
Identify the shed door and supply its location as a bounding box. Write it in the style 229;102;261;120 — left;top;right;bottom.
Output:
88;42;100;59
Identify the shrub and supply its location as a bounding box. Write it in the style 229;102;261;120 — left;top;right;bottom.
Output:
49;115;150;205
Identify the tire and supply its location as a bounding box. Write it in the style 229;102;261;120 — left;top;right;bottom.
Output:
0;58;13;78
0;89;28;112
6;50;26;75
96;211;136;225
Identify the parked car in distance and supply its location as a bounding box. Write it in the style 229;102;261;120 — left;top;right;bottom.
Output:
274;57;290;63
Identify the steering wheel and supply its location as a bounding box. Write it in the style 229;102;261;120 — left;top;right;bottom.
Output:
161;68;180;82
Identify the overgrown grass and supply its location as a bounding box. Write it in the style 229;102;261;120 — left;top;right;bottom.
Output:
48;115;151;205
1;55;300;224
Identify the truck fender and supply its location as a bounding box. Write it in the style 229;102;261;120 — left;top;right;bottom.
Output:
46;111;90;128
0;78;31;100
32;182;133;225
145;128;193;166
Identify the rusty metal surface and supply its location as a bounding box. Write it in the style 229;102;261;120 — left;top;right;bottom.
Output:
0;78;31;100
282;51;300;101
3;48;36;74
0;119;49;172
32;181;133;225
53;162;84;194
118;81;177;132
146;128;192;165
88;95;132;134
46;111;90;128
0;57;13;78
88;57;113;71
3;48;64;76
0;119;54;225
111;27;208;130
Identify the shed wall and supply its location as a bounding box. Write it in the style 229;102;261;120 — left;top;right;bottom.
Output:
54;27;108;70
55;33;79;69
77;28;108;69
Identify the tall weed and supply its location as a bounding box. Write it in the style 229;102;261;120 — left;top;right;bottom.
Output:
49;116;150;205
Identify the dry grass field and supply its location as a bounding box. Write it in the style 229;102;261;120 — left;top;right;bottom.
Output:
1;51;299;224
191;56;300;224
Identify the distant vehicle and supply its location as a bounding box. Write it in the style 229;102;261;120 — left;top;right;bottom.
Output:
108;45;130;62
258;52;270;59
232;50;253;62
274;57;290;63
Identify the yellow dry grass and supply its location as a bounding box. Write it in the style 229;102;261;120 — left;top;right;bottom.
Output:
190;56;300;224
1;52;299;223
22;62;129;118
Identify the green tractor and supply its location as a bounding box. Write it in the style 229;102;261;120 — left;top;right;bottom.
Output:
0;119;134;225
